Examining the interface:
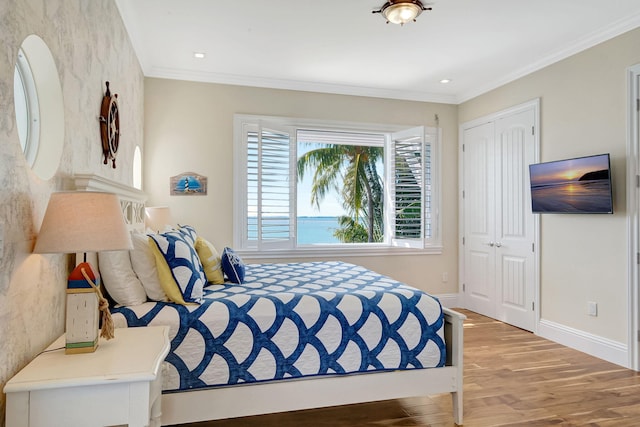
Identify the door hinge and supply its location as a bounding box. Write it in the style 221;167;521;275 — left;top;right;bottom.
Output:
636;98;639;112
532;242;535;252
637;252;640;265
532;301;535;311
462;190;465;199
462;236;465;245
532;126;535;135
636;175;640;188
462;283;466;292
462;144;465;152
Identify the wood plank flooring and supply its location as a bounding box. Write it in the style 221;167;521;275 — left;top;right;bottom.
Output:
172;309;640;426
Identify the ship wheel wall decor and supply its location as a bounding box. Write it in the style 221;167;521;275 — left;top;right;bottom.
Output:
99;81;120;168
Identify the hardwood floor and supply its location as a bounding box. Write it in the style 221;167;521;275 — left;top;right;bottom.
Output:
173;309;640;426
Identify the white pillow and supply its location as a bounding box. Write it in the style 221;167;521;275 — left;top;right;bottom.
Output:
98;250;147;306
130;231;168;302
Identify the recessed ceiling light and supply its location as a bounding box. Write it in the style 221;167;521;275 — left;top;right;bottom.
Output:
193;52;206;59
440;79;451;84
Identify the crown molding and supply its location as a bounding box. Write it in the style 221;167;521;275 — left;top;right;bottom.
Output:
456;11;640;103
145;66;459;104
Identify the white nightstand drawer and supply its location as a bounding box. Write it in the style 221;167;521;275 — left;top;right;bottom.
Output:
30;382;132;427
5;326;170;427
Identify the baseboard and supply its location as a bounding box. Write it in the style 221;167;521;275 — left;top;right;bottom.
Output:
538;318;629;368
434;293;460;309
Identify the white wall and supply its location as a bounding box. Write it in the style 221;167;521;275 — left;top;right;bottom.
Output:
459;28;640;347
0;1;143;423
143;79;460;297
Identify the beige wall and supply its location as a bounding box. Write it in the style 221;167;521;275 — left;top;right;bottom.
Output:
0;0;143;423
459;28;640;343
144;79;459;295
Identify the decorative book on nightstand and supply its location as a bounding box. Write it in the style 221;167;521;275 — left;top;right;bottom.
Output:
4;326;170;427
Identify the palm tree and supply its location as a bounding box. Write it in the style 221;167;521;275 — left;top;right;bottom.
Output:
297;144;383;242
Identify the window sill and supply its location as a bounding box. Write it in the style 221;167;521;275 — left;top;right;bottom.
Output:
236;244;443;261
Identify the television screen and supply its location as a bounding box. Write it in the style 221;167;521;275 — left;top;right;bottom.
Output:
529;153;613;214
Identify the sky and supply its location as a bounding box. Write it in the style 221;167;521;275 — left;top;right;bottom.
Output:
296;144;347;217
529;154;609;186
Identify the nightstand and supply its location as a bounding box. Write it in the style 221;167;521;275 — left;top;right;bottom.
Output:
4;326;170;427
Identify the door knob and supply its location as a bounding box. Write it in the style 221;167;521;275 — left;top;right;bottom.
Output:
495;242;502;247
488;241;495;247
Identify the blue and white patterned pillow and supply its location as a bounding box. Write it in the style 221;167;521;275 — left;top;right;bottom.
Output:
149;230;206;303
177;224;198;245
221;247;245;284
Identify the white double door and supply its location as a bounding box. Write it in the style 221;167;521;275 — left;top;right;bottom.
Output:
462;105;538;332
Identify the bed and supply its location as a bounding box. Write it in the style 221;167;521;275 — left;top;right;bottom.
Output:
72;174;465;426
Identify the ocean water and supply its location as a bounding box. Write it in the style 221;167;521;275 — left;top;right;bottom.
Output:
248;216;340;244
297;216;340;244
531;180;612;213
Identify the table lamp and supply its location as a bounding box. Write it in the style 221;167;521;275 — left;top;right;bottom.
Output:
33;191;133;354
144;206;173;232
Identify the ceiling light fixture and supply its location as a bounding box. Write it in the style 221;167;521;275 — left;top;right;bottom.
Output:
373;0;432;25
193;52;206;59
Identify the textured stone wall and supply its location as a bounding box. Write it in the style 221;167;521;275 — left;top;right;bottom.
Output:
0;1;143;423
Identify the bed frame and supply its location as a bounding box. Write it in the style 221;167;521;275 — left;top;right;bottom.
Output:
162;307;465;426
72;174;466;426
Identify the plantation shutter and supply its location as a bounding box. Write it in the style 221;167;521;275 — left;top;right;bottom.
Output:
246;123;295;249
390;126;428;249
297;129;385;147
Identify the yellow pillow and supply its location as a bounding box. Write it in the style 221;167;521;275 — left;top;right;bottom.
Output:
195;237;225;284
148;238;188;305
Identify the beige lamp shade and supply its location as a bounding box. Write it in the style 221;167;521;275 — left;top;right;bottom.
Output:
145;206;173;232
33;191;133;254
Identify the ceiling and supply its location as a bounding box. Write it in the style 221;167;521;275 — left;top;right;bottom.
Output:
115;0;640;104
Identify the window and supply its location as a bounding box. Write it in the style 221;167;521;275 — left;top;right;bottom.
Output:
233;115;440;257
133;145;142;189
297;130;385;245
14;47;40;166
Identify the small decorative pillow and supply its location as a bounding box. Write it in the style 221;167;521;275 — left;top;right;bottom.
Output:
130;231;168;302
195;237;225;284
98;250;147;306
149;230;206;304
221;247;245;284
177;224;198;245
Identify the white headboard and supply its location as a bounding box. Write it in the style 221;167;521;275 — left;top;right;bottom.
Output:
72;173;147;231
71;174;147;267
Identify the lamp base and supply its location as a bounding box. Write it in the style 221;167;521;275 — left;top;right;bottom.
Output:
65;262;101;355
65;338;99;354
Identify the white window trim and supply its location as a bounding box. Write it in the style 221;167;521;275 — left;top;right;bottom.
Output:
233;114;442;259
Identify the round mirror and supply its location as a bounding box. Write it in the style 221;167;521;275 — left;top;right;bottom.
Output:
14;35;64;181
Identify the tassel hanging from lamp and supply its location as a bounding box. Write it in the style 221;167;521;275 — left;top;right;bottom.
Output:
33;191;132;354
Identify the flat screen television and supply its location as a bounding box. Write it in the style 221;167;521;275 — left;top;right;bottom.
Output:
529;153;613;214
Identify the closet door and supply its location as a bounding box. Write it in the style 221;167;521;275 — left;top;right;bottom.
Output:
462;106;537;332
494;109;536;331
463;122;497;317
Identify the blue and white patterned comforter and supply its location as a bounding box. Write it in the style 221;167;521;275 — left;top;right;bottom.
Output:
111;261;445;392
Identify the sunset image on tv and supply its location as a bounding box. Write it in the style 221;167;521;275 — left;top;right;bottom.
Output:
529;154;613;213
